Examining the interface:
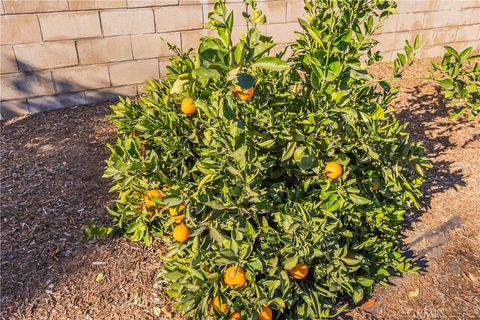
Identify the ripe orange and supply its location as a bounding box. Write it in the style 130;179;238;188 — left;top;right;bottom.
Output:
325;161;343;179
258;306;272;320
209;296;228;313
181;97;196;115
168;204;186;223
172;224;189;243
144;189;164;207
287;263;309;280
230;311;241;320
233;85;254;101
372;184;380;191
223;266;247;288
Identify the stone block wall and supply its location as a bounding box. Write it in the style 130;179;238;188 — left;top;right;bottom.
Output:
1;0;479;119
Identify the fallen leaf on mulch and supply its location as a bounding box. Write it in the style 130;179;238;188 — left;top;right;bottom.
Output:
408;288;420;297
361;299;376;309
95;272;105;282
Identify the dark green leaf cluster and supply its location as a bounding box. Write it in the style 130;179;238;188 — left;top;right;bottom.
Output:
99;0;429;318
432;46;480;121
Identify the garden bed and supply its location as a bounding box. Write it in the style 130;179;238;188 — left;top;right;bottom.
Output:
1;60;479;319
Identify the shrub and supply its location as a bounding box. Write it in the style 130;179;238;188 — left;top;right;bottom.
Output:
98;0;429;318
432;46;480;121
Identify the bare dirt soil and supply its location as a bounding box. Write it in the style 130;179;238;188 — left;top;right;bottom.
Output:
1;61;479;319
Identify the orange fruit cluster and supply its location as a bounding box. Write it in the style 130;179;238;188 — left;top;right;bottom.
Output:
210;296;228;313
144;189;164;208
287;263;309;280
168;204;186;223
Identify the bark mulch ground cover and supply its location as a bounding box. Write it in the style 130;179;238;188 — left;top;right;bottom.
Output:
1;60;479;319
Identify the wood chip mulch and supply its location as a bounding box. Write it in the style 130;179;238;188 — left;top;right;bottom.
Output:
1;60;479;319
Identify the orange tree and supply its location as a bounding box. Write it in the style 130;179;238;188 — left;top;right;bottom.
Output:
94;0;430;318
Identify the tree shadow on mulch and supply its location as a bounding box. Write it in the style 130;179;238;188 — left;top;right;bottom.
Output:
395;83;468;269
0;105;115;316
396;83;469;216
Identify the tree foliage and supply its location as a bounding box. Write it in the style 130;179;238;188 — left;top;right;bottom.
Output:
94;0;430;318
432;46;480;121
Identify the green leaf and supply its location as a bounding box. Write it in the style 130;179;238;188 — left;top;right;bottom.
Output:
283;256;298;270
299;156;315;170
414;35;420;50
252;42;276;59
328;61;342;77
252;57;290;71
281;142;297;161
192;67;221;81
170;78;189;94
459;47;472;60
444;46;459;58
349;194;371;205
353;288;364;303
357;277;375;287
448;107;466;120
439;79;454;90
95;272;105;282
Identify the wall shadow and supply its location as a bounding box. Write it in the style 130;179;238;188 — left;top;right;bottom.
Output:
1;58;138;119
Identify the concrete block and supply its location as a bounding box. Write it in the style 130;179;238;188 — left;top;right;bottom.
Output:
0;15;43;45
396;0;439;13
155;5;203;32
3;0;68;13
396;12;425;32
286;0;305;22
456;24;480;42
260;22;301;44
109;59;159;86
0;46;18;74
68;0;127;10
0;99;29;119
127;0;178;7
257;0;287;24
181;29;215;51
77;36;132;64
14;41;78;71
436;0;475;11
433;27;458;44
0;71;55;100
39;11;102;40
131;32;180;59
28;92;87;112
52;65;110;93
85;85;137;103
158;57;170;77
424;10;460;29
417;45;444;58
374;32;414;52
419;28;437;46
379;14;398;33
101;9;155;36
